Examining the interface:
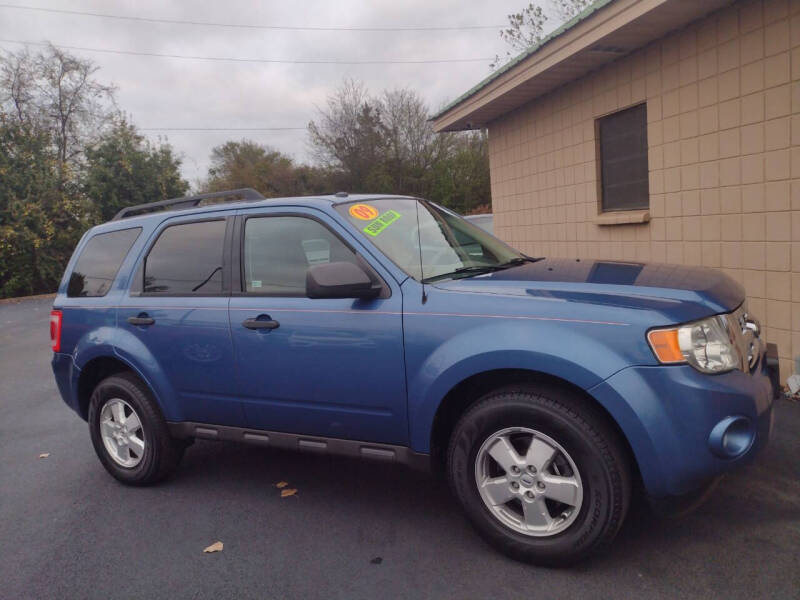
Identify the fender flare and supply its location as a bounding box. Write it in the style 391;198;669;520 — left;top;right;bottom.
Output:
71;327;180;422
406;320;633;452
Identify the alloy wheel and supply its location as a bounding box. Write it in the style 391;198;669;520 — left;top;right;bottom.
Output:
474;427;583;537
99;398;145;468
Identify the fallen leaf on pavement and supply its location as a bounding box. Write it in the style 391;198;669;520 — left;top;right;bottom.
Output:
280;488;297;497
38;453;50;459
203;541;223;553
276;481;288;488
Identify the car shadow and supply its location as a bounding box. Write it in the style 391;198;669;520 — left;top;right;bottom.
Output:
165;404;799;573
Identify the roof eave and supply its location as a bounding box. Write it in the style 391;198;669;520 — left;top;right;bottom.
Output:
432;0;734;132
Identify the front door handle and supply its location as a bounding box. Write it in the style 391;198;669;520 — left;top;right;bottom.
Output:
127;314;155;326
242;318;280;330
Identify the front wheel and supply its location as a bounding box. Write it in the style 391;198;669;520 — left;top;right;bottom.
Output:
447;384;631;566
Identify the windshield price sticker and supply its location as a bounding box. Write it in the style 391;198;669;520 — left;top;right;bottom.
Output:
349;204;380;220
363;210;401;237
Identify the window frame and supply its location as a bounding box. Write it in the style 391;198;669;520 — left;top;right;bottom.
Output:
67;226;143;298
131;216;233;298
596;102;650;214
232;211;389;299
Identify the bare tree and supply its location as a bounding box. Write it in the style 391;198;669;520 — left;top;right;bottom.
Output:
36;44;117;168
0;48;35;123
380;87;453;175
553;0;593;22
491;1;594;70
309;80;456;194
308;79;485;202
0;43;116;171
308;79;374;166
308;79;388;191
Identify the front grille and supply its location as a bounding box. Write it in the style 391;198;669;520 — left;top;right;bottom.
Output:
724;304;761;373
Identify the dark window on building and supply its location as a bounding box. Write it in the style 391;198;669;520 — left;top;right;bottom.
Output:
67;228;141;297
598;103;649;211
243;216;359;295
143;220;225;294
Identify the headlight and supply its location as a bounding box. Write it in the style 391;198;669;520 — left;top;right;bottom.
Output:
648;315;741;374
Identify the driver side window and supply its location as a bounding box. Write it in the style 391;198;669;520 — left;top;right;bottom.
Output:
243;216;359;295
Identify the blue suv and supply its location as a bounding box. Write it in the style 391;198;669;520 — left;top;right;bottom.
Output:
51;189;777;565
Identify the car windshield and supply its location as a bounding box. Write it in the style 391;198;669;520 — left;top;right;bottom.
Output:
335;198;526;282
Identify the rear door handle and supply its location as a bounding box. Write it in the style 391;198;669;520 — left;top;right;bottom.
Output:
242;318;280;330
127;315;155;326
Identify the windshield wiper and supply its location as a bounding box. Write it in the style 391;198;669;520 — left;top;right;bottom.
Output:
487;255;545;269
421;255;545;284
192;266;222;292
509;255;545;264
422;264;506;283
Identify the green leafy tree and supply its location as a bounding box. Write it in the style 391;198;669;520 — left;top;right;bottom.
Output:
1;46;189;298
426;131;491;215
0;114;90;297
204;140;331;197
84;120;188;222
0;42;119;298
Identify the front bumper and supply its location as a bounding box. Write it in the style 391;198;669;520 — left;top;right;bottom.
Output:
589;348;774;499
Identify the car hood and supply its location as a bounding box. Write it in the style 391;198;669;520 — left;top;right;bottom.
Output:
432;258;745;322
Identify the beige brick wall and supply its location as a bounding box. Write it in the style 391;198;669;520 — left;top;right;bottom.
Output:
488;0;800;383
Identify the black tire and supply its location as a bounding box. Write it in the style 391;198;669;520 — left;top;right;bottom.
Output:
88;372;184;485
447;384;631;566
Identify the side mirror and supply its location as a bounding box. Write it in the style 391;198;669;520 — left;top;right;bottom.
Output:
306;261;379;299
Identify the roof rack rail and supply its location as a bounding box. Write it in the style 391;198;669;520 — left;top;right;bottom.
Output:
111;188;266;220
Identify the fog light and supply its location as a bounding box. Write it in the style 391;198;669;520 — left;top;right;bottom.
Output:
708;416;754;458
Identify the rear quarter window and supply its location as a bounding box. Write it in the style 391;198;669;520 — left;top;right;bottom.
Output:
67;228;142;297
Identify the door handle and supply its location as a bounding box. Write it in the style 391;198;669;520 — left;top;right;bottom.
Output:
242;318;280;330
127;315;155;326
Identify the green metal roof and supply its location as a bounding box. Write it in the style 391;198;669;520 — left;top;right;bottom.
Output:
431;0;616;122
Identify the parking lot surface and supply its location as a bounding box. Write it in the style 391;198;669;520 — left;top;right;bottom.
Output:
1;296;798;599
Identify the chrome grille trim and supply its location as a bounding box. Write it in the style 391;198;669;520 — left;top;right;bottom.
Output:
723;304;761;372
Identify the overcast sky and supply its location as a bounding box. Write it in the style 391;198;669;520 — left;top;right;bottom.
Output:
0;1;560;186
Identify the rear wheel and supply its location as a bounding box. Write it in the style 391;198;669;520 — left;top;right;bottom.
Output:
447;384;631;565
88;373;184;485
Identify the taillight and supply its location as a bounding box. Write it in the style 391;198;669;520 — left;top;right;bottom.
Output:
50;310;63;352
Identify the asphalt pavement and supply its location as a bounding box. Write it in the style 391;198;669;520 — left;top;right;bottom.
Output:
1;296;798;599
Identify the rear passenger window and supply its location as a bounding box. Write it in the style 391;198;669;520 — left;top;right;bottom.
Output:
243;216;359;295
67;228;141;297
143;220;226;294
